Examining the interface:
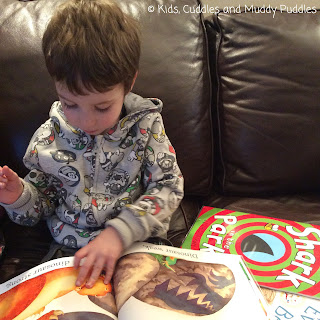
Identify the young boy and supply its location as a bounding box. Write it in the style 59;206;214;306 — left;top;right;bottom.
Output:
0;0;183;288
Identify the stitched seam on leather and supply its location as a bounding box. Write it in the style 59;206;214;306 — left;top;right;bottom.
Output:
214;12;226;193
199;4;215;196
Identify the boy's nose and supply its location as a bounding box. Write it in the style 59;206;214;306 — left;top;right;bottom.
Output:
81;113;96;131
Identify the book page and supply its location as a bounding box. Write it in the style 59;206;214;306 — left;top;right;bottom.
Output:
0;257;118;320
114;243;269;319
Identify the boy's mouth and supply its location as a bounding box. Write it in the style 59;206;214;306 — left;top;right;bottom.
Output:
85;130;98;135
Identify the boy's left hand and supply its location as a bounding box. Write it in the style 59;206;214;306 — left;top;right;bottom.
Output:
73;226;123;288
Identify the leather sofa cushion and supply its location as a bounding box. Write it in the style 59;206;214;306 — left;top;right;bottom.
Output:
208;11;320;195
0;0;213;197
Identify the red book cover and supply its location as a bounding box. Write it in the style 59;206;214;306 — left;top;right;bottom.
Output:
182;206;320;300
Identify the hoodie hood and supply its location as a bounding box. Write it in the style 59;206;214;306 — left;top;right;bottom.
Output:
104;92;163;141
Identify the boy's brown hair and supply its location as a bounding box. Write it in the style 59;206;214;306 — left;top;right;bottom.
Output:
42;0;141;95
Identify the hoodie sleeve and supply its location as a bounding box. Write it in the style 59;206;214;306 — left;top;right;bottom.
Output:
1;126;59;226
106;113;184;248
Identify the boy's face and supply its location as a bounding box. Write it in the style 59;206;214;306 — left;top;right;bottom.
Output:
55;82;126;136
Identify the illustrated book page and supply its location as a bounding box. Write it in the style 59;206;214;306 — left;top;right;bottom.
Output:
114;243;270;320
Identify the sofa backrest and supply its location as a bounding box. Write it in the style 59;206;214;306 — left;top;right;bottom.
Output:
206;10;320;196
0;0;213;197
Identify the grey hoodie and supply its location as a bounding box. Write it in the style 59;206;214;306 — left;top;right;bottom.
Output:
2;93;184;249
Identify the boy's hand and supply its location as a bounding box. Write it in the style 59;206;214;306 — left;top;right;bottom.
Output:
74;226;124;288
0;166;23;204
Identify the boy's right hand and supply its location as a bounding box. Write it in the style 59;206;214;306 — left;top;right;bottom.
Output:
0;166;23;205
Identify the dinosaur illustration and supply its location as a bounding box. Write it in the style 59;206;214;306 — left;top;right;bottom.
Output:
0;267;111;320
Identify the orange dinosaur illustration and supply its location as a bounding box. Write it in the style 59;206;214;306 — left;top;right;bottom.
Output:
0;267;111;320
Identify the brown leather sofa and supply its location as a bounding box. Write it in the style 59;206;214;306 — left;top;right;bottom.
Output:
0;0;319;283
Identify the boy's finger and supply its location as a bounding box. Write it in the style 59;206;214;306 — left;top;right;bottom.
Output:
86;258;105;288
73;247;87;269
0;175;8;183
0;182;6;189
104;259;116;285
0;167;6;179
2;166;17;180
76;256;95;287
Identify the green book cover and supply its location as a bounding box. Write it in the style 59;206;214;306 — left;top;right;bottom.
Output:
182;206;320;299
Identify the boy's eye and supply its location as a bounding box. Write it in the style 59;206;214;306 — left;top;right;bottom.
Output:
64;102;78;109
95;107;110;113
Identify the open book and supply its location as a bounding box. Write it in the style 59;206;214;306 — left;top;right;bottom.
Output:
0;242;269;320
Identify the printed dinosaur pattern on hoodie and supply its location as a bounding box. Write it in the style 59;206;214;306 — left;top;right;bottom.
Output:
2;93;184;249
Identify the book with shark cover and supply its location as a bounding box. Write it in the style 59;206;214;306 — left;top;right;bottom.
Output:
181;206;320;300
0;242;269;320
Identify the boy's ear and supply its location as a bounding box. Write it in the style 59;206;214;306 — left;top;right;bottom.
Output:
130;71;139;91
